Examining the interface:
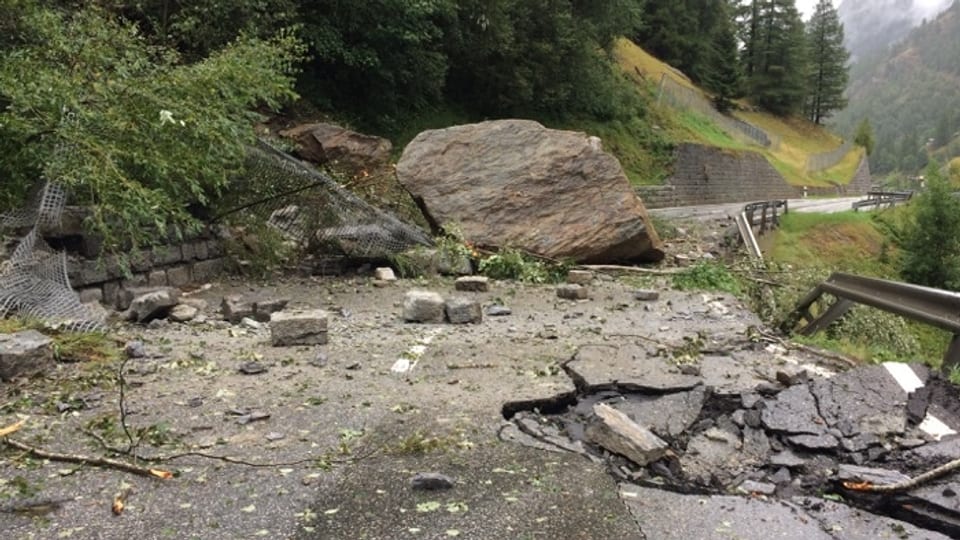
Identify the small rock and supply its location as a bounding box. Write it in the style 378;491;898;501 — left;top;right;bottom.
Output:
634;290;660;302
445;297;482;324
769;450;806;468
741;393;762;409
566;270;593;285
454;276;490;292
738;480;776;496
124;341;147;359
241;317;262;330
169;303;199;323
789;433;839;450
265;432;286;442
411;472;455;491
236;411;270;425
769;467;792;485
485;305;512;317
146;318;169;329
127;287;180;323
310;351;328;368
678;364;701;376
186;397;204;408
775;367;809;386
254;298;290;322
557;284;589;300
345;362;361;370
221;295;255;323
403;290;445;323
239;361;267;375
374;267;397;281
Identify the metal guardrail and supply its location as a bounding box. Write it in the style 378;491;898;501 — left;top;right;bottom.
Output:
785;272;960;371
851;190;914;211
736;200;788;260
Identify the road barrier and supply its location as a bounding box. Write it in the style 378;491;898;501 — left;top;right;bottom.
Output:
735;200;788;260
851;190;914;211
785;272;960;371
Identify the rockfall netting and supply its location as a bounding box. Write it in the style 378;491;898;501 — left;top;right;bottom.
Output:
0;182;106;332
218;140;432;259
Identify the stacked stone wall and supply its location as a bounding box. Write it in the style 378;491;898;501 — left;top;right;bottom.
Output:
638;143;872;209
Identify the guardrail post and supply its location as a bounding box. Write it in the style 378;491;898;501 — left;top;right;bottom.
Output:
943;334;960;375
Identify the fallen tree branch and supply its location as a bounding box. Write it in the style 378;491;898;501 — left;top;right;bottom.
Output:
844;457;960;493
2;438;171;479
577;265;681;276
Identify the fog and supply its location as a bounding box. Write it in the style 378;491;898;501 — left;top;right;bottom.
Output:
797;0;952;22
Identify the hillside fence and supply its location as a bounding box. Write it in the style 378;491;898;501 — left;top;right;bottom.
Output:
656;75;781;150
805;141;854;172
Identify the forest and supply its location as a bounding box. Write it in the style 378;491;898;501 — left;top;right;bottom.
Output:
0;0;851;251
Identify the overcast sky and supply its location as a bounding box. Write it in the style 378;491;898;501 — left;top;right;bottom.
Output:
796;0;818;19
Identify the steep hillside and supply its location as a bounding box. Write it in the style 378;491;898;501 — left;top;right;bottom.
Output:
833;1;960;174
614;39;861;187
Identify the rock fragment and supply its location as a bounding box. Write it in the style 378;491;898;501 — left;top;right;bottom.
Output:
0;330;54;382
374;267;397;281
634;290;660;301
410;472;455;491
557;284;589;300
566;270;593;285
169;303;199;323
126;287;180;322
454;276;490;292
444;297;482;324
585;403;669;466
403;290;445;323
270;310;329;346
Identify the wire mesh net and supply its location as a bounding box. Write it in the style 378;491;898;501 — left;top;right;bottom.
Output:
0;181;106;333
219;140;433;259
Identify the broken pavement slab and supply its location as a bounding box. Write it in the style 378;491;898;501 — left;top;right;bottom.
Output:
586;403;669;466
566;344;702;392
270;310;329;346
619;484;836;540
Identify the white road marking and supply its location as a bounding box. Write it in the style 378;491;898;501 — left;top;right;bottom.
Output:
883;362;957;440
391;328;443;374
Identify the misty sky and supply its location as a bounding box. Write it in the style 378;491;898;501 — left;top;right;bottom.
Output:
796;0;952;20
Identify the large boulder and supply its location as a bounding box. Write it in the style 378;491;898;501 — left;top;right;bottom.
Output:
396;120;664;263
279;123;392;175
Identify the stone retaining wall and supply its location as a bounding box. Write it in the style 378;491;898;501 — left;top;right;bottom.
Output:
67;240;227;309
638;143;873;209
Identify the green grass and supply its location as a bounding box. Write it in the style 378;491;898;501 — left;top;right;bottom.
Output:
771;211;893;275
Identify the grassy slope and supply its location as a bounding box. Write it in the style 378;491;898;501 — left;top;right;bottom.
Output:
768;209;950;366
613;39;861;187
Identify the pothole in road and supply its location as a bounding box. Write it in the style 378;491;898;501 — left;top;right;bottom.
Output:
500;349;960;537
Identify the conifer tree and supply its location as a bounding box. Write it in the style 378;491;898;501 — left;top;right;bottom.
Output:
702;1;743;112
854;118;875;155
742;0;809;115
804;0;849;124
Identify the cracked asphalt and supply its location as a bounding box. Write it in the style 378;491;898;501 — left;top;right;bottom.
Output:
2;270;959;539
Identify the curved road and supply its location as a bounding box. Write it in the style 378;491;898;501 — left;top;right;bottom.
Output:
650;196;864;222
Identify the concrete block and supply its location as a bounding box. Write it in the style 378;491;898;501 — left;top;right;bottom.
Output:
191;258;224;282
0;330;54;382
454;276;490;292
403;290;445;323
126;287;180;322
270;310;329;346
557;284;589;300
445;297;483;324
222;295;255;323
154;245;183;266
566;270;594;285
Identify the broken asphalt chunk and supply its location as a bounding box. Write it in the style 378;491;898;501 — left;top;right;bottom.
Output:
238;361;267;375
410;472;455;491
585;403;668;467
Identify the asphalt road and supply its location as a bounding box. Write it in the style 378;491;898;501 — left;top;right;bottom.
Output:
650;196;865;222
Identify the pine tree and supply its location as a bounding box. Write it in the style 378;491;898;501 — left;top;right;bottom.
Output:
702;1;743;112
804;0;849;124
854;118;875;155
742;0;809;116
